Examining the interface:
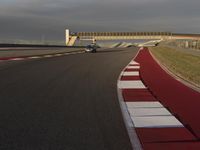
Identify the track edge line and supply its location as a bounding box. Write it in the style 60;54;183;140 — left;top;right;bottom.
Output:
116;47;143;150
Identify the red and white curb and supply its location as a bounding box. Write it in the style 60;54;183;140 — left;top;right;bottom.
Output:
117;50;184;149
0;51;84;62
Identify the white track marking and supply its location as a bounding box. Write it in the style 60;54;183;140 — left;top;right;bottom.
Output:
54;54;63;57
126;102;183;128
126;102;163;108
10;58;25;60
118;80;146;89
0;51;84;63
128;108;172;117
116;48;145;150
43;55;53;58
129;61;139;65
131;116;183;128
127;66;140;69
28;56;41;59
123;71;139;76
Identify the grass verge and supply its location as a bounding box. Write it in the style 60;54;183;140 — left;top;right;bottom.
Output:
150;46;200;87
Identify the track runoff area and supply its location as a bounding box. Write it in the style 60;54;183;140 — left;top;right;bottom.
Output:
118;47;200;149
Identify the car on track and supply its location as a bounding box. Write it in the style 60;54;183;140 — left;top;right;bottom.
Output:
84;44;98;53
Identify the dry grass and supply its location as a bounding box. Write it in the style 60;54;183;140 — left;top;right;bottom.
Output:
150;46;200;86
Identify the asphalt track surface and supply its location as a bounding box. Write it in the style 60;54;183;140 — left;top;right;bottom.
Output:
0;47;138;150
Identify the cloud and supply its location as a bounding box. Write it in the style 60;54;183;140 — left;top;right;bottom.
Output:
0;0;200;43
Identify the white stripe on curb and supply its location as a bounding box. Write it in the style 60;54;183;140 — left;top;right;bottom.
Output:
129;61;139;65
126;102;163;108
128;108;172;117
44;55;53;58
118;80;146;89
123;71;139;76
28;56;41;59
10;58;25;61
131;116;183;128
126;102;183;128
127;66;140;69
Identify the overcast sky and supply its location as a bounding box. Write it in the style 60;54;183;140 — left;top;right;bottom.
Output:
0;0;200;42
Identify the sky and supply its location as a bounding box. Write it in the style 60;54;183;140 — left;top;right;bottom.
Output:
0;0;200;43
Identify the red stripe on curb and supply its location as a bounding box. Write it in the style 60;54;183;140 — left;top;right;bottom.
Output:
129;64;140;66
124;68;140;72
121;76;141;81
0;56;27;60
136;128;196;143
122;89;156;101
143;142;200;150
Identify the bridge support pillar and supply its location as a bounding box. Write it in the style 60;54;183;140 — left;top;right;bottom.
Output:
66;29;77;46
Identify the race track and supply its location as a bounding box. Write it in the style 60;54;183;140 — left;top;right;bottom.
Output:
0;47;138;150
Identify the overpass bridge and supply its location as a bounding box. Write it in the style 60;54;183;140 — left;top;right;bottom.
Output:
65;29;200;46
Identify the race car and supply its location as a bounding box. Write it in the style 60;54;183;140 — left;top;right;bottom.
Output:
84;44;98;53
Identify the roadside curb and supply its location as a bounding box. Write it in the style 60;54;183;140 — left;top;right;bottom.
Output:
117;47;189;150
130;47;200;149
117;48;143;150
